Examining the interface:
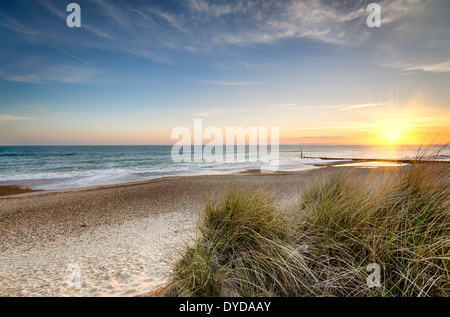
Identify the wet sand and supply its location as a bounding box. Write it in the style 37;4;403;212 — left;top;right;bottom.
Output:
0;186;40;197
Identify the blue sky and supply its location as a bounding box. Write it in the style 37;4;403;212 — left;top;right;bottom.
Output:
0;0;449;145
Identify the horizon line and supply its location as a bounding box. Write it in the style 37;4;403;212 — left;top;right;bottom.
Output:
0;143;446;147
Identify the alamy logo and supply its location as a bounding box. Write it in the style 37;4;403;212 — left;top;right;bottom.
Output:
366;263;381;288
171;119;280;172
66;3;81;28
66;263;82;288
367;3;381;28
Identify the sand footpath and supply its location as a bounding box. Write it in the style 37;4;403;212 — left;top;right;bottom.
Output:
0;166;396;296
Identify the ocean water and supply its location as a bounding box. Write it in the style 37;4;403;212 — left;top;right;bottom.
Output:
0;145;447;190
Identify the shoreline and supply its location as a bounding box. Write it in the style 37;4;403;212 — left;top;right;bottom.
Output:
1;156;443;196
0;163;441;296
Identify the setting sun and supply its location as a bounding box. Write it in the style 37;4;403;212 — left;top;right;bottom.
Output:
384;129;403;144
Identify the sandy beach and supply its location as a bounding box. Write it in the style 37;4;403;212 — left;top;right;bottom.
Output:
0;165;409;296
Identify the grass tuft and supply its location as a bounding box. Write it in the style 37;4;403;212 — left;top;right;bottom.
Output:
163;156;449;297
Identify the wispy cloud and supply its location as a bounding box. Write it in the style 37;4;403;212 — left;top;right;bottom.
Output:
57;49;96;68
0;15;38;35
287;115;450;131
0;0;447;92
276;103;298;108
0;52;98;84
0;1;363;61
206;81;263;86
194;112;214;117
91;0;132;28
370;0;450;73
338;103;390;112
0;114;35;123
47;112;86;119
3;0;447;69
1;65;97;84
395;61;450;73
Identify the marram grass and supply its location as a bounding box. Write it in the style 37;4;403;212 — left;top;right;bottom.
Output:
163;161;449;297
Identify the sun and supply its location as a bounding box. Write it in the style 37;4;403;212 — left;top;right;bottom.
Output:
379;128;407;145
387;131;401;143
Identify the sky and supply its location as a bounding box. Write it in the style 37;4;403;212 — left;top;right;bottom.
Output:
0;0;449;145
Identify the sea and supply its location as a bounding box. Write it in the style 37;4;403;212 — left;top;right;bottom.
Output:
0;145;448;190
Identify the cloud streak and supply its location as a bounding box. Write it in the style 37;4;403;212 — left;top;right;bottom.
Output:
338;103;390;112
2;0;448;70
57;49;97;69
206;81;263;86
0;114;35;123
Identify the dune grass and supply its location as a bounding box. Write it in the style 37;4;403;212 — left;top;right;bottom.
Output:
163;160;449;297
